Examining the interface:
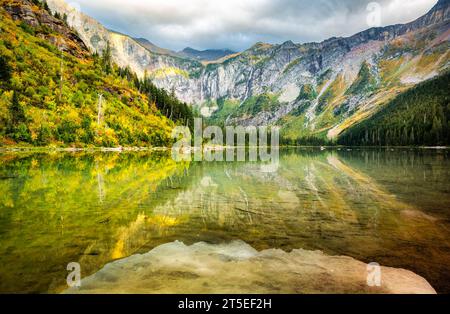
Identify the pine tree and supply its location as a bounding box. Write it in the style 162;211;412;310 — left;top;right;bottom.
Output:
10;91;26;125
41;0;51;13
431;116;442;144
0;55;11;85
8;91;31;142
101;41;113;74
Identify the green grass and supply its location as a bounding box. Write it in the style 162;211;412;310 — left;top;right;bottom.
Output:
205;98;240;127
233;94;282;117
283;57;302;74
345;62;377;95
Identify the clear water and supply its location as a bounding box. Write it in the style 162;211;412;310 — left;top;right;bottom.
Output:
0;148;449;293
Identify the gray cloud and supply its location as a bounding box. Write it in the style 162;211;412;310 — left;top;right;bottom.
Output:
71;0;437;51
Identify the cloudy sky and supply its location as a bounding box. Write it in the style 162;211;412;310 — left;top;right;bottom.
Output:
70;0;438;52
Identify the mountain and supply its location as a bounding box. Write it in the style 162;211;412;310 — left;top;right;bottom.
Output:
179;47;237;62
0;0;188;147
133;37;181;58
45;0;203;79
46;0;449;143
129;42;237;63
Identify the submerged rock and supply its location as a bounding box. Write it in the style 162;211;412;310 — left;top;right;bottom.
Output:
65;241;436;294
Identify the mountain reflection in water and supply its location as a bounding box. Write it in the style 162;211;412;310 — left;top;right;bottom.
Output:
0;148;449;293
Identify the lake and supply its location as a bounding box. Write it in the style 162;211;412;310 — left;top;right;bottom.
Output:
0;148;449;293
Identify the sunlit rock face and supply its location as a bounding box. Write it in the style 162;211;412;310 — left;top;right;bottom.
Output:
65;240;436;294
46;0;450;138
45;0;203;101
19;0;444;145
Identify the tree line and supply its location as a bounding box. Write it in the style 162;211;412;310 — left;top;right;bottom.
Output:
94;41;195;129
338;72;450;146
117;66;194;129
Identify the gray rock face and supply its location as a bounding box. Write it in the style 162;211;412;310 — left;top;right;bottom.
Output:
46;0;450;135
51;0;213;103
47;0;449;101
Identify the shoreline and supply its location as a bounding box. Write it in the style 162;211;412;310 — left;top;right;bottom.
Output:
0;145;448;153
0;146;171;153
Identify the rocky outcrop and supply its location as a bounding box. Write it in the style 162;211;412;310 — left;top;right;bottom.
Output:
65;240;436;294
3;0;89;58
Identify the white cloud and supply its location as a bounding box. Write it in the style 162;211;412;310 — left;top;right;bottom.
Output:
72;0;438;51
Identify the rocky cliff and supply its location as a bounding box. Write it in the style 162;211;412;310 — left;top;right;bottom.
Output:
3;0;88;58
46;0;450;140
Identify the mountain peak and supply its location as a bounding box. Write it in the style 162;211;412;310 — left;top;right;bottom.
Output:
134;37;180;57
405;0;449;31
426;0;449;16
280;40;296;49
179;47;236;61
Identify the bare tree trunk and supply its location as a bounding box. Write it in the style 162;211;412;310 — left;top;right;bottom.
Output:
97;94;104;127
59;40;63;104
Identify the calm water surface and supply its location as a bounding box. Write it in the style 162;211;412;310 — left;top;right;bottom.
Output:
0;148;449;293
